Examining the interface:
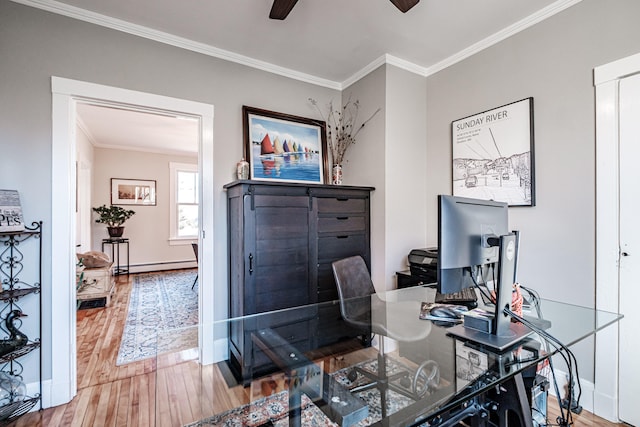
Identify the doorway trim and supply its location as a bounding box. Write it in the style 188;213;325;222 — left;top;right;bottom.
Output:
51;77;215;406
593;52;640;422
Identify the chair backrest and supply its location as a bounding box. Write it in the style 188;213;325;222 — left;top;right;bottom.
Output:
332;255;375;325
192;243;198;262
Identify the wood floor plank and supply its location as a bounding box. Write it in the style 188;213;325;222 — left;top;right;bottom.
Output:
93;382;114;427
115;377;132;427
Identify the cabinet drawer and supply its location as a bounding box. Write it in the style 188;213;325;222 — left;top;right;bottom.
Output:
316;197;366;214
77;264;114;298
249;321;312;368
317;216;365;233
256;305;317;329
317;235;367;260
317;305;366;347
317;263;338;301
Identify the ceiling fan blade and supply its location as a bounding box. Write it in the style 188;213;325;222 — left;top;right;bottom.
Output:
269;0;299;20
389;0;420;13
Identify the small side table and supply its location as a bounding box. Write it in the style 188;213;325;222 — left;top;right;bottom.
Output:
102;237;130;275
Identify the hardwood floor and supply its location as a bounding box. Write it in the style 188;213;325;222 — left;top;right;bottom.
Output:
12;273;625;426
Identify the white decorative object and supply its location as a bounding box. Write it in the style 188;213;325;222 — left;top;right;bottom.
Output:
0;190;24;232
0;372;26;406
76;263;115;307
236;158;249;180
332;164;343;185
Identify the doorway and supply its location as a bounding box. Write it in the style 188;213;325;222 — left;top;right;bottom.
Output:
594;52;640;424
51;77;215;407
75;101;201;380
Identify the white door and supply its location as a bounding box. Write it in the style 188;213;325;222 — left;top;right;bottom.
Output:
619;72;640;427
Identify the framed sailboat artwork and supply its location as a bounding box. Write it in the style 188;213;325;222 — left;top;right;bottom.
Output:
242;106;329;184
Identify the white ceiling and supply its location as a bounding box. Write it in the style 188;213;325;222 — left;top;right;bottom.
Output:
76;103;199;155
37;0;578;154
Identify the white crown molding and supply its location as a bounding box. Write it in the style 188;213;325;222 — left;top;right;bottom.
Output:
342;55;388;89
11;0;342;90
342;54;430;89
424;0;583;76
385;54;429;77
15;0;580;89
75;115;99;146
93;141;198;157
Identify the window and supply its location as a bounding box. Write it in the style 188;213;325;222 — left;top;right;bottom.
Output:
169;162;198;243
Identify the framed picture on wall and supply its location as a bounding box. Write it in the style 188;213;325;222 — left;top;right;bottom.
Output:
243;106;329;184
111;178;156;206
451;98;535;207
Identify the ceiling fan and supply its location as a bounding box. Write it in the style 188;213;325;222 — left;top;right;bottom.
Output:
269;0;420;20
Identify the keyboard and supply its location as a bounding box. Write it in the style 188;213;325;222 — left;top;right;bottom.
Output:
435;287;478;308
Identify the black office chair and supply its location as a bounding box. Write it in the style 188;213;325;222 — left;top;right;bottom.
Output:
191;243;198;290
332;256;439;416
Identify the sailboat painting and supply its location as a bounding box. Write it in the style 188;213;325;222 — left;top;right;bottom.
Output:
243;106;328;184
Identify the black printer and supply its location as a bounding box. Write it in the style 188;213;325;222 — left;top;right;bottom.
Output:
408;247;438;283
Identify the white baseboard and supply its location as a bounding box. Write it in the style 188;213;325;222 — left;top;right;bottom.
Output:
544;367;594;414
213;337;228;364
593;389;620;423
27;378;55;410
128;260;197;274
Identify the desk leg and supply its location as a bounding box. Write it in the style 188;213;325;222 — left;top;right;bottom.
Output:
288;373;302;427
488;373;534;427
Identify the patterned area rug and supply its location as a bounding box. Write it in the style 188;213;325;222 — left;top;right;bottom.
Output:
184;392;336;427
116;269;198;365
186;358;418;426
332;357;416;425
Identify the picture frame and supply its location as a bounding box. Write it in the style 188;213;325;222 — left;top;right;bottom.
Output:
451;97;535;206
111;178;156;206
243;106;328;184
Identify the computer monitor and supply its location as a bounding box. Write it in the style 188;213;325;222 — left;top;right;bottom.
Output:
437;195;531;351
437;195;508;295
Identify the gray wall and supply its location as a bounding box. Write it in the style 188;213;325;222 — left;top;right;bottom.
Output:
342;66;388;287
425;0;640;382
384;65;428;288
0;1;338;382
343;65;429;291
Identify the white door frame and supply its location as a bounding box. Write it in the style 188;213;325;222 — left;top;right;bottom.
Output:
51;77;215;407
593;52;640;422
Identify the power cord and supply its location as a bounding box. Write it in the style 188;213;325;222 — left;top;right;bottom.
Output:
504;306;582;426
467;266;493;303
468;269;582;425
518;285;583;416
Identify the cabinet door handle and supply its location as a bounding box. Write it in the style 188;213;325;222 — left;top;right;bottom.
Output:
337;235;349;239
249;253;254;274
336;216;349;220
336;197;349;201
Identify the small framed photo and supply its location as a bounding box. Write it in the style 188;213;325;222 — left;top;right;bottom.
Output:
452;98;535;206
111;178;156;206
243;106;328;184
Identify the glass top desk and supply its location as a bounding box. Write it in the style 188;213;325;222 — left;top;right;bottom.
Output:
164;285;621;427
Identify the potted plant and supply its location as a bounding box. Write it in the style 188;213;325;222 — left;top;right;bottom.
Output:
92;204;136;238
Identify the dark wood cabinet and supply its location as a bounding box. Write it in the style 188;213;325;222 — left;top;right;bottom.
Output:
225;181;374;383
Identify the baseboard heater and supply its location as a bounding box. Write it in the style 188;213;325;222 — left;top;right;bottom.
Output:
128;259;197;274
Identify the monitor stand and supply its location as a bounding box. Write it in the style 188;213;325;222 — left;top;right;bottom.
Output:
447;233;533;352
446;322;532;352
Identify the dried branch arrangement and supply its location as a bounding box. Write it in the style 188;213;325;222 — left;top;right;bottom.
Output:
310;96;380;165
